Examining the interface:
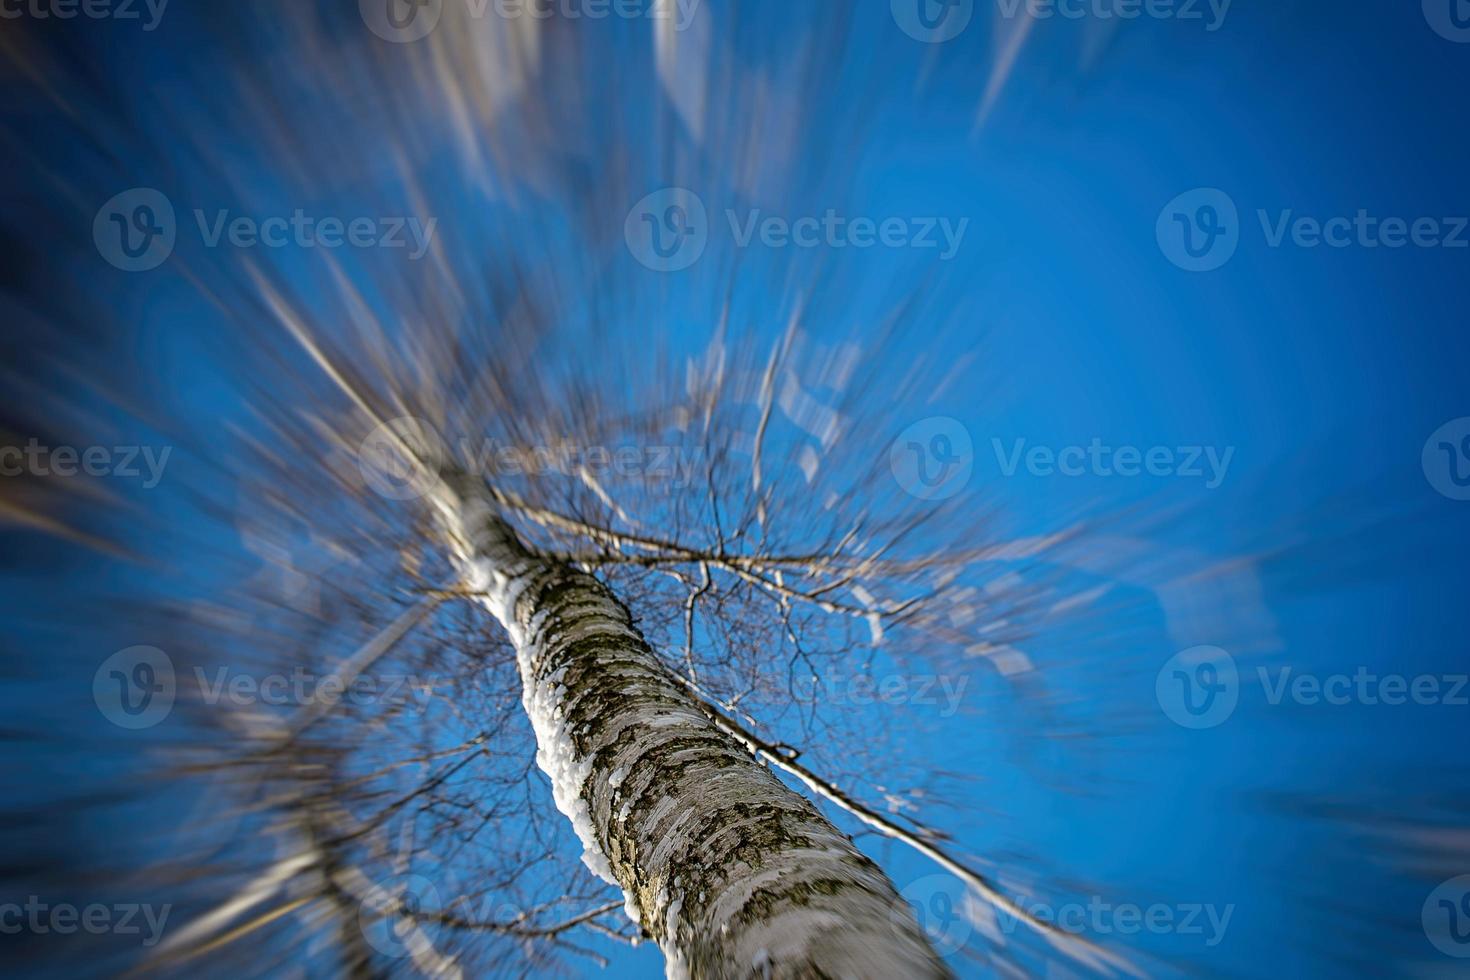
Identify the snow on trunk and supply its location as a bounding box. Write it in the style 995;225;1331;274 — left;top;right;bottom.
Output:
431;476;951;979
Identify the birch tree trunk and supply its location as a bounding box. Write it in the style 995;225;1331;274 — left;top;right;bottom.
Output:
431;476;951;979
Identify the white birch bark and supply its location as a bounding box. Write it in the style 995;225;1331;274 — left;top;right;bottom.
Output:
430;475;951;979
